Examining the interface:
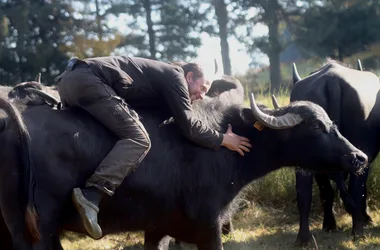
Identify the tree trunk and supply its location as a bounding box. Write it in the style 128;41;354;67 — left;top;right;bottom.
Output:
267;0;281;94
143;0;156;59
213;0;231;75
95;0;102;41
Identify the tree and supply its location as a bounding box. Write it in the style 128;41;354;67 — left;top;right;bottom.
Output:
233;0;303;93
294;1;380;61
211;0;232;75
0;0;77;85
61;0;128;58
115;0;204;62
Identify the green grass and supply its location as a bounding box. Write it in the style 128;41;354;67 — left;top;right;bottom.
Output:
61;203;380;250
59;93;380;249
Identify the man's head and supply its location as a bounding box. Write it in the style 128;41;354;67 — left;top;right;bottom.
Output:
181;62;212;102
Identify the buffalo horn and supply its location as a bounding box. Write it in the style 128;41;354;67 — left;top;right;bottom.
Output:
271;94;280;109
25;88;60;106
357;59;363;71
292;63;301;84
35;73;41;83
249;93;303;129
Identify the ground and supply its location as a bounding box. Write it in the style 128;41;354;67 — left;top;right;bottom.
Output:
60;202;380;250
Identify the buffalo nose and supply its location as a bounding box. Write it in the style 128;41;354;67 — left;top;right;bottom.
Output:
355;151;368;167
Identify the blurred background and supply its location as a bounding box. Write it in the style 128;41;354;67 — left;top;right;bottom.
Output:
1;0;379;95
2;1;380;248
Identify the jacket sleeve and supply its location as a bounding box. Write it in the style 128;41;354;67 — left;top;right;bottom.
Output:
161;67;224;150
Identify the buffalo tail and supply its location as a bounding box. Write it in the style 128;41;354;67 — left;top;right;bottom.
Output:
0;97;40;243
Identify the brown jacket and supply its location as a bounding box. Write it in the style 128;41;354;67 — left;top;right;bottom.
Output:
82;56;223;150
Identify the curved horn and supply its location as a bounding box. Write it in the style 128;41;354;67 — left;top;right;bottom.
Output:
214;58;218;74
292;63;301;84
25;88;60;106
271;94;280;109
35;73;41;83
357;59;363;71
249;93;303;129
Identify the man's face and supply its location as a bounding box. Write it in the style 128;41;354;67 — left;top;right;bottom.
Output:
186;72;211;102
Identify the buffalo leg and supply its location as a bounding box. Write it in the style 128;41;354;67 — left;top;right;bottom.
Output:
52;236;64;250
0;174;34;249
144;231;170;250
360;170;372;226
295;170;314;246
196;223;223;250
30;195;68;250
330;172;374;229
333;173;355;216
0;202;33;249
348;169;370;240
315;174;337;232
174;216;232;246
222;216;233;235
0;213;13;250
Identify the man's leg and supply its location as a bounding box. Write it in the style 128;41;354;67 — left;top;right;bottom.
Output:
69;81;151;239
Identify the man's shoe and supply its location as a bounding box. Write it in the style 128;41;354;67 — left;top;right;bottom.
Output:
72;187;103;239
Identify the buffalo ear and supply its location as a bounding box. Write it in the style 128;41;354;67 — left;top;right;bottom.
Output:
241;108;255;124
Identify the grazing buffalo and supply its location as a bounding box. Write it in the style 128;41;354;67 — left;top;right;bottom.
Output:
0;81;369;250
289;59;380;245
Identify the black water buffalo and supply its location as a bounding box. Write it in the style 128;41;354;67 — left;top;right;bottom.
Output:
2;74;242;247
7;73;244;247
0;75;245;249
289;58;380;245
0;85;369;250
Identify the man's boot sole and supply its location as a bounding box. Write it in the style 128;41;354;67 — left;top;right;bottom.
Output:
72;188;103;240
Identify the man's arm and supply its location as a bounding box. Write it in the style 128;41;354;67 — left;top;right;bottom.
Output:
131;57;251;155
161;67;224;150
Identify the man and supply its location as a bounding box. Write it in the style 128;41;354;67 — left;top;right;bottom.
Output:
55;56;252;240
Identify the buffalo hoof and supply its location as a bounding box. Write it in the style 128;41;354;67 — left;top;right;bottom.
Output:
322;215;337;232
364;214;373;227
294;233;312;247
322;224;337;233
352;233;366;242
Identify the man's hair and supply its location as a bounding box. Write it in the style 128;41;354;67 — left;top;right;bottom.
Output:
170;61;204;80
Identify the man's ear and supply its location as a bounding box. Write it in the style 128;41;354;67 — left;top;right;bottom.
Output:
186;71;194;83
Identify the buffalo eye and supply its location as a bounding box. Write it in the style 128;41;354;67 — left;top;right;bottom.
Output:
312;120;324;131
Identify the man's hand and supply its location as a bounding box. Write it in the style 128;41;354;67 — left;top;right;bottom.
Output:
221;124;252;156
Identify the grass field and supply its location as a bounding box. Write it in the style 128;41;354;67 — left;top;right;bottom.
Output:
59;93;380;250
60;204;380;250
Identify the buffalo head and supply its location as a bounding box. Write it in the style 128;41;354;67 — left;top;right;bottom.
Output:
8;73;45;103
249;93;368;174
8;73;61;108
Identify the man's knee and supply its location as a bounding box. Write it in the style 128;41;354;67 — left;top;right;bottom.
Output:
119;114;151;151
119;136;151;166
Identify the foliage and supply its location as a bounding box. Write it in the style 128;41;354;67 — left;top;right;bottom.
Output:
0;0;76;85
114;0;205;61
293;0;380;60
61;0;128;58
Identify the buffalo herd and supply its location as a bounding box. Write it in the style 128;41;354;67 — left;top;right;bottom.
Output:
0;58;378;249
